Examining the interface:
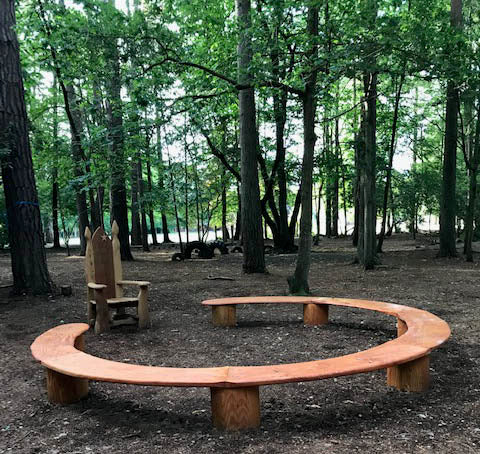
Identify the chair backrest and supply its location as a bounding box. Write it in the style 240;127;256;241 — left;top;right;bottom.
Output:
85;221;123;299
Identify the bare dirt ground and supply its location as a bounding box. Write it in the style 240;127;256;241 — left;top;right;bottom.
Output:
0;235;479;453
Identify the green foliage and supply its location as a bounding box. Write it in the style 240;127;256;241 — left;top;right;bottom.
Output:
5;0;478;244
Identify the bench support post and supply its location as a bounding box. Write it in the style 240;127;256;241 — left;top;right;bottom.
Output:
387;355;430;392
46;333;89;404
211;386;260;430
303;304;328;326
212;305;236;327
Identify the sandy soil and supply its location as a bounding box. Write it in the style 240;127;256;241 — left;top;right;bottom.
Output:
0;235;478;453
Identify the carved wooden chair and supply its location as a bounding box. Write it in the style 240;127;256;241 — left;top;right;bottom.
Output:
85;221;151;334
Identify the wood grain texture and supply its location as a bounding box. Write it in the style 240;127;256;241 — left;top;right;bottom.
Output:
212;306;236;327
85;227;96;326
211;386;260;430
92;227;116;299
111;221;123;298
303;303;328;325
387;355;430;392
137;287;151;328
46;368;89;404
397;318;408;336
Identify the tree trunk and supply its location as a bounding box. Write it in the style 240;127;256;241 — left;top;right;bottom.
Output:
377;73;405;253
105;42;133;261
463;94;480;261
130;160;142;246
237;0;265;273
0;0;51;294
146;145;158;245
137;157;150;252
221;168;229;241
51;78;61;248
439;0;462;257
362;71;378;269
288;5;318;295
332;119;340;237
156;120;172;243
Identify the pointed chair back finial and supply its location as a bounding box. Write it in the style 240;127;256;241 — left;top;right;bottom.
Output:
111;220;123;297
91;226;116;299
85;227;95;284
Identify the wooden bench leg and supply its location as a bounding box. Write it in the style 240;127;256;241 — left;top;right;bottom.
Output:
46;334;89;404
303;304;328;326
212;305;236;327
211;386;260;430
387;355;430;392
46;369;89;404
397;318;407;336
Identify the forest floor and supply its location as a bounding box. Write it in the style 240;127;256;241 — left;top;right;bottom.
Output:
0;234;479;454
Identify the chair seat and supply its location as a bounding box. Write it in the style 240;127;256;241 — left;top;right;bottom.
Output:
90;297;139;308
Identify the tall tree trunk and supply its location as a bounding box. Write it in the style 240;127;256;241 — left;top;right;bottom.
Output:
38;0;91;255
168;152;183;254
332;118;340;237
184;140;190;243
156;119;172;243
146;146;158;246
362;71;377;269
130;160;141;245
237;0;265;273
51;76;61;248
288;5;318;295
355;105;367;261
377;73;405;253
0;0;51;294
462;93;480;261
439;0;462;257
105;43;133;260
221;168;230;241
358;0;378;269
234;182;241;241
52;170;60;248
137;157;150;252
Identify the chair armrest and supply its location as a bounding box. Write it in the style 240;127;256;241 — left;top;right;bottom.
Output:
87;282;107;290
117;280;150;287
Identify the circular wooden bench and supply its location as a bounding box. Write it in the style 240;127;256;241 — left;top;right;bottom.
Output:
31;297;450;431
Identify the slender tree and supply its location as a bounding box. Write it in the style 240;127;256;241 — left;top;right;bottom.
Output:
439;0;462;257
237;0;265;273
288;4;319;295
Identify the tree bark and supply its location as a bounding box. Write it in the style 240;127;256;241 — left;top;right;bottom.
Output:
0;0;52;294
377;73;405;253
105;41;133;261
156;119;172;243
237;0;265;273
130;160;142;245
362;71;378;269
288;5;318;295
439;0;462;257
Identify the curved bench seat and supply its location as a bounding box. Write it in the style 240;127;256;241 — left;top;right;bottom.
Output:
31;297;450;430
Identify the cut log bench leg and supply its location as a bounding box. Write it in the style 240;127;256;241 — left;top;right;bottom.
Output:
211;386;260;430
387;317;429;392
387;355;430;392
46;334;89;404
303;304;328;326
212;305;236;327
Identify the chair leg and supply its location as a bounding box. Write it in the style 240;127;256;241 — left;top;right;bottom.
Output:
94;290;110;334
138;287;151;329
